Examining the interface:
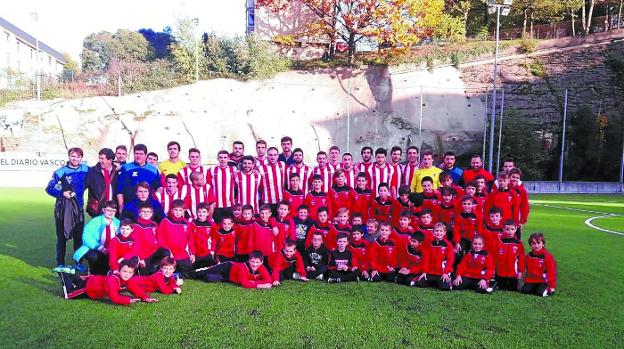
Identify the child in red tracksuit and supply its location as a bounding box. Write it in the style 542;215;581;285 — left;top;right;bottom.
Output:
453;236;496;293
188;203;217;269
213;215;237;263
394;185;420;227
327;233;361;283
235;205;255;262
521;233;557;297
437;187;456;233
493;220;525;291
482;207;504;254
269;241;309;285
332;207;353;238
198;251;273;289
509;168;529;238
272;201;296;251
417;223;454;291
249;205;279;264
283;174;305;219
157;199;194;274
352;173;373;222
108;219;139;271
58;259;157;305
484;172;519;226
419;176;441;221
369;183;398;224
416;209;435;241
130;257;183;295
305;207;336;250
132;203;172;275
368;222;399;282
393;210;414;247
396;232;427;286
349;227;370;279
305;175;331;220
328;169;355;218
453;196;483;254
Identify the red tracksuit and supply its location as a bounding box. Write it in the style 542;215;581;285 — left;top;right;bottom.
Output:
305;191;331;220
333;222;353;238
235;219;254;256
283;189;306;218
462;168;494;186
108;234;137;270
305;222;334;249
83;274;149;305
421;190;441;221
398;244;427;275
229;262;273;288
482;223;503;254
352;188;373;221
453;211;483;245
437;201;456;230
327;185;355;218
188;219;215;258
456;250;495;280
368;237;399;273
493;237;525;278
417;223;435;242
132;218;159;260
484;188;519;225
349;238;370;270
441;183;465;198
393;226;414;248
272;216;296;251
511;184;530;225
369;196;398;223
423;239;455;276
157;216;192;260
129;271;178;294
268;250;306;281
249;219;277;257
524;248;557;289
213;227;237;259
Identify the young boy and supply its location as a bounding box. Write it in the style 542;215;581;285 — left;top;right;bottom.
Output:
327;233;361;283
453;196;483;254
484;172;519;226
188;203;217;269
283;173;306;219
232;204;243;223
418;176;441;220
521;233;557;297
234;205;255;262
437;187;456;233
416;209;435;241
453;236;496;293
439;172;464;198
272;201;296;251
213;215;237;263
394;185;420;226
417;223;454;291
132;203;171;275
199;251;273;289
367;222;399;282
58;259;156;305
369;183;397;223
304;175;331;220
157;199;194;274
332;207;353;237
293;205;315;253
130;257;184;295
493;220;525;291
351;213;364;233
108;219;138;271
396;232;427;286
328;169;356;218
269;241;309;285
305;207;336;250
349;227;370;280
303;232;330;280
365;218;380;243
482;207;504;254
249;205;279;264
509;168;529;237
352;173;373;222
395;211;415;238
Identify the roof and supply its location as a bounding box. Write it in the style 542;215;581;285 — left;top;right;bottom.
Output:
0;16;66;64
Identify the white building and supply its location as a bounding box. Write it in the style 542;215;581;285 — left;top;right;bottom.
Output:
0;16;66;89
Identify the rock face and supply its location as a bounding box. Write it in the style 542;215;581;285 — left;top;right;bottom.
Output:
0;66;484;164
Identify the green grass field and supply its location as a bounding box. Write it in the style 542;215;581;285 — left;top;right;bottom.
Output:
1;189;622;348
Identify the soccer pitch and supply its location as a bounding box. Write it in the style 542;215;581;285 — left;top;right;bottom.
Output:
0;189;622;348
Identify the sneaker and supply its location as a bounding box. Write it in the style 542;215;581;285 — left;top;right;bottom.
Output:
52;265;75;274
315;274;324;281
409;280;417;287
292;272;302;280
542;289;549;297
327;278;342;283
74;264;87;273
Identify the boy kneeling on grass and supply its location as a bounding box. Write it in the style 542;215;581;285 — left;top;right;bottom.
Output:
269;240;309;286
453;236;496;293
195;251;273;289
58;258;158;305
521;232;557;297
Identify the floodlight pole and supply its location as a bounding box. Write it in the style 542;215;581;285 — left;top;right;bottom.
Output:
495;88;505;177
488;5;502;173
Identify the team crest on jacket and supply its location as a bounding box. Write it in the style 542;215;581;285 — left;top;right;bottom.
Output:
512;246;518;253
132;171;138;177
183;226;188;232
507;196;512;202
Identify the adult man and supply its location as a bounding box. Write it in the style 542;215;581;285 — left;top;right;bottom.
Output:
259;147;287;215
236;155;262;212
85;148;118;218
114;145;128;167
155;174;185;215
328;145;341;170
208;150;237;223
462;154;494;189
286;148;313;194
367;148;394;197
278;136;295;166
183;171;215;220
403;146;419;187
178;148;207;187
46;147;89;270
158;141;186;176
146;152;159;167
341;152;357;188
389;146;403;197
410;149;442;193
439;151;463;185
313;151;335;193
229;141;245;168
255;139;269;167
116;144;161;212
357;146;374;174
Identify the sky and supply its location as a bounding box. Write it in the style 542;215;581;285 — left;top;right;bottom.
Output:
2;0;247;61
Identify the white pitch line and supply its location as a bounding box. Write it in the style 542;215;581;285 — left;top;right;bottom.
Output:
532;203;624;236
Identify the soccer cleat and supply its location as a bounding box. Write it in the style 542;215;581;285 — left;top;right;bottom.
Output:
542;289;549;297
52;265;75;274
327;278;342;283
315;274;324;281
292;272;302;280
74;264;87;273
410;280;417;287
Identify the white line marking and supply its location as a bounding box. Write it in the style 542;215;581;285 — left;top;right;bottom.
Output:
532;203;624;236
532;203;623;216
584;216;624;236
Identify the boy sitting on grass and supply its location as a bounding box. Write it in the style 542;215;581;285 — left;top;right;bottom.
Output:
521;233;557;297
327;233;361;283
269;240;309;286
130;257;184;295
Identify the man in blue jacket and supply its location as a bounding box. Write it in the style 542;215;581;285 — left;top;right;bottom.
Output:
45;147;89;271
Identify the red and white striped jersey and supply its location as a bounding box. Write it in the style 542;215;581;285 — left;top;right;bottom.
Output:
286;164;313;194
177;165;208;187
258;162;287;204
312;165;335;193
182;184;215;219
390;162;404;196
342;167;358;189
356;162;373;175
207;165;236;208
155;189;185;215
328;162;341;171
236;170;262;212
367;163;395;197
403;162;420;187
255;157;269;169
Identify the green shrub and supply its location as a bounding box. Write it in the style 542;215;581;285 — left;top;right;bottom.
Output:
518;35;538;54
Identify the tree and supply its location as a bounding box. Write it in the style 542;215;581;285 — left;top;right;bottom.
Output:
170;17;207;82
139;27;174;59
561;0;584;36
514;0;563;35
80;29;152;73
448;0;473;36
258;0;448;62
61;53;80;82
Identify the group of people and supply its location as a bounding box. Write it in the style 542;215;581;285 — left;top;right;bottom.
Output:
47;136;557;305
